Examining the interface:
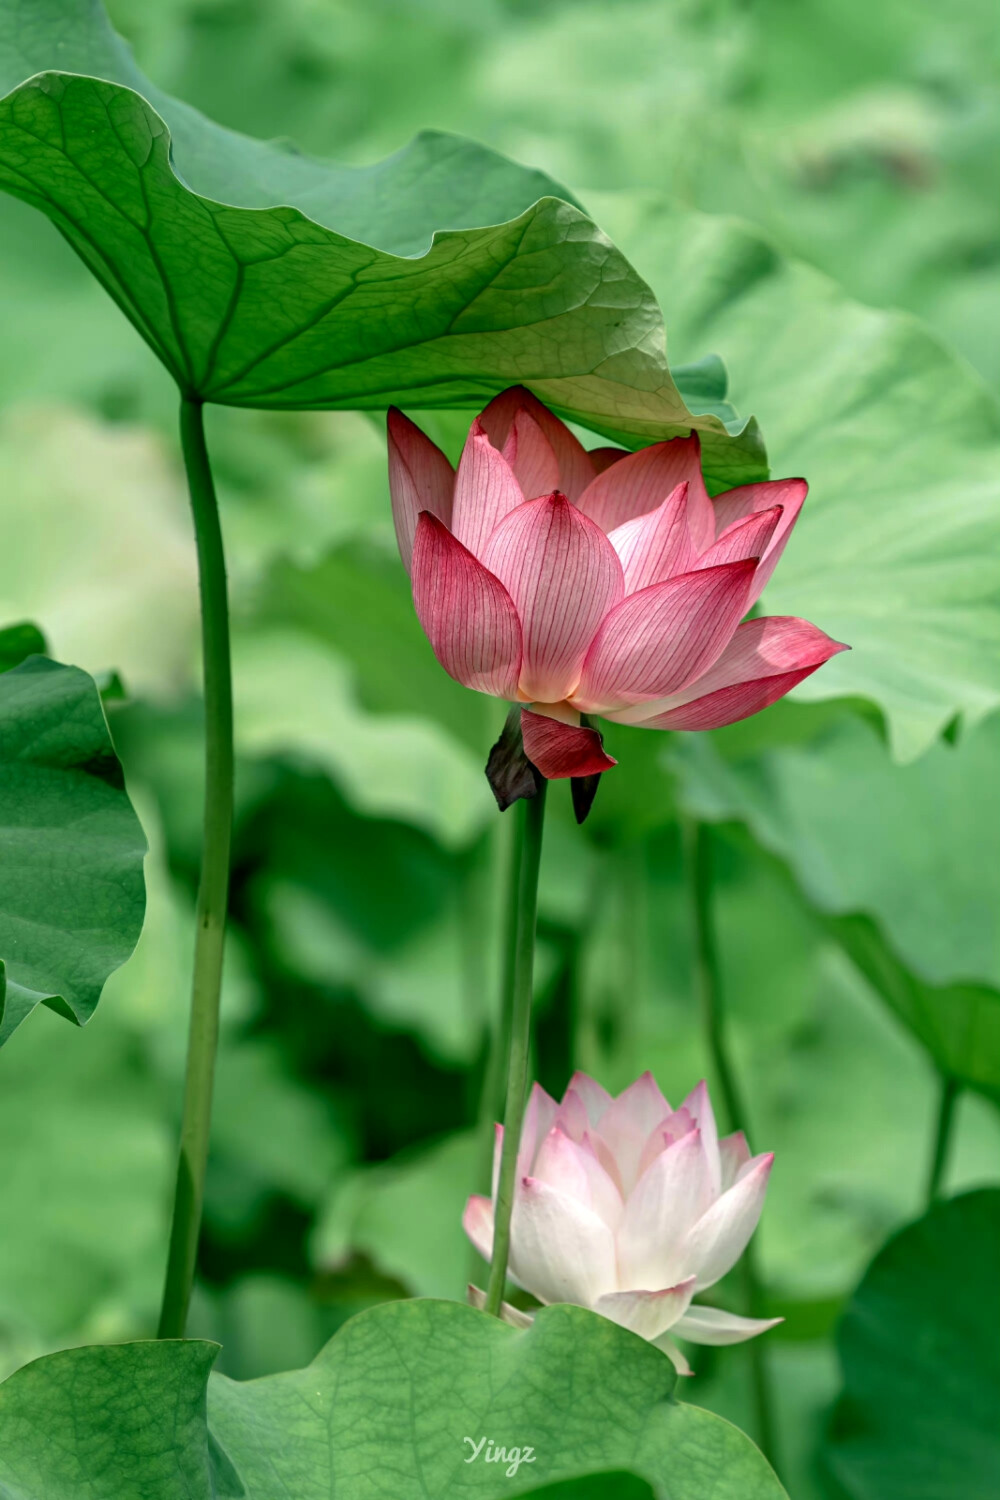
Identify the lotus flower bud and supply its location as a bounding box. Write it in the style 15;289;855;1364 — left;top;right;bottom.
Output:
464;1070;780;1373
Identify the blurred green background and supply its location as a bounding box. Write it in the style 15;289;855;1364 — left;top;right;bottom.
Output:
1;2;998;1496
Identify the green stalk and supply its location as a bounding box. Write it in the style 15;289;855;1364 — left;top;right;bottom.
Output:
484;783;548;1316
926;1074;960;1206
157;397;234;1339
682;817;778;1471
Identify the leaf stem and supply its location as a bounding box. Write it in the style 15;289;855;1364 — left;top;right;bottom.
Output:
484;784;547;1316
682;817;779;1471
157;398;234;1339
926;1074;959;1207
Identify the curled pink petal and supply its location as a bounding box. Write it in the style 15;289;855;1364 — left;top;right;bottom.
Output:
608;482;695;594
483;493;624;702
451;419;525;560
386;408;455;572
712;478;807;603
411;513;522;697
594;1278;697;1341
683;1153;774;1290
502;409;561;500
576;434;714;549
573;559;757;713
478;386;596;501
619;616;848;730
672;1305;783;1346
521;709;617;780
695;505;782;572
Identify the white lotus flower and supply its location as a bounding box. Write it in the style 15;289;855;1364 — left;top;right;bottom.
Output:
464;1070;780;1373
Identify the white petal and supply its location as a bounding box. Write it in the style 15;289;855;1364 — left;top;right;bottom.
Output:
467;1284;535;1329
533;1127;624;1232
679;1080;720;1195
509;1176;618;1307
617;1129;714;1290
719;1131;751;1191
517;1083;559;1178
683;1154;774;1290
672;1304;783;1346
594;1278;697;1342
654;1336;694;1377
562;1071;613;1125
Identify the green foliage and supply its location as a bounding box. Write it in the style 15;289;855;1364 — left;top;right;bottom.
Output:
0;655;147;1044
671;715;1000;1094
0;1;765;486
823;1190;1000;1499
0;1302;787;1497
591;194;1000;761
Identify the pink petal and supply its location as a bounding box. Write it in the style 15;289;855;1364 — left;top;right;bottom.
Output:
608;482;695;594
517;1083;560;1178
682;1154;774;1290
619;616;848;730
576;434;714;550
562;1071;614;1125
617;1130;715;1290
594;1278;697;1342
533;1126;624;1231
509;1175;618;1306
573;560;757;713
587;445;629;474
553;1089;590;1143
672;1305;783;1346
502;409;561;501
411;513;522;697
597;1075;674;1199
719;1131;751;1191
478;386;596;502
695;506;782;572
463;1193;495;1263
386;408;455;572
483;493;624;702
521;709;617;780
451;419;525;561
637;1107;697;1182
712;479;807;603
679;1081;721;1195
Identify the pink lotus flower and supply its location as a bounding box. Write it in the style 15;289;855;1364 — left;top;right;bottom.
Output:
388;387;846;780
464;1070;780;1373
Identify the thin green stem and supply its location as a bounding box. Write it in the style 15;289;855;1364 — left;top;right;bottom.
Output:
682;817;779;1471
926;1074;959;1207
484;784;547;1316
157;397;234;1339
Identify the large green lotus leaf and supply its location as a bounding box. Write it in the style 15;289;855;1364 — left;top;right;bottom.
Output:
590;193;1000;760
0;1303;786;1499
823;1190;1000;1500
0;2;764;488
669;713;1000;1093
0;654;147;1045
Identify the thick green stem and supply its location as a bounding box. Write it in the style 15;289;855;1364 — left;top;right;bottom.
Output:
682;817;778;1470
484;784;547;1316
926;1074;959;1207
157;398;234;1339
